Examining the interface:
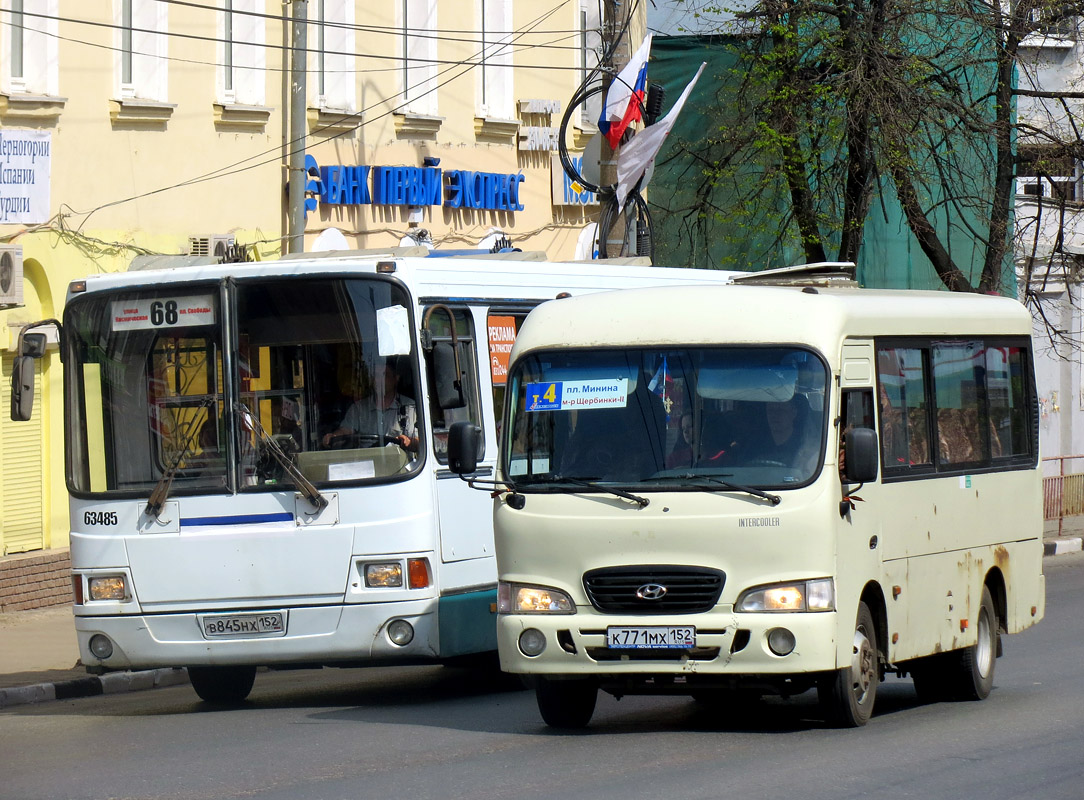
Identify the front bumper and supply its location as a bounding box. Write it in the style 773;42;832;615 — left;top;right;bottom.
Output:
75;599;441;670
497;607;841;680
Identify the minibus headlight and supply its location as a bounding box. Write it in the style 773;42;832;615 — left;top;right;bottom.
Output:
497;581;575;614
88;575;127;601
737;578;835;612
364;562;403;587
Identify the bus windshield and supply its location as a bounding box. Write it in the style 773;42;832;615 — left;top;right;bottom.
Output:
504;347;828;489
65;276;421;496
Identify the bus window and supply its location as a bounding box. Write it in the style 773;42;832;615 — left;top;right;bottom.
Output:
986;346;1032;458
877;347;931;470
932;341;987;465
488;311;529;445
425;306;482;463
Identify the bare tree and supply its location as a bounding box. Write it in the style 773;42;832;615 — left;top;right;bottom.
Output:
653;0;1084;305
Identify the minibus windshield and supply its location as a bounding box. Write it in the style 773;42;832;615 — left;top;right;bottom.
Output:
504;347;828;489
65;277;421;496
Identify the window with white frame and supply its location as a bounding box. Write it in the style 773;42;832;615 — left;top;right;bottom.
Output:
115;0;169;101
1017;144;1082;202
399;0;438;115
310;0;355;112
219;0;266;106
578;0;601;129
2;0;59;96
477;0;513;118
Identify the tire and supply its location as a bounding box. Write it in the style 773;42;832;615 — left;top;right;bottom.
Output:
819;601;879;727
909;585;998;703
535;678;597;729
948;585;998;700
187;665;257;704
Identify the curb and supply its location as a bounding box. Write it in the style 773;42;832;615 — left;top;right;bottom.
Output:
1044;536;1083;557
0;667;189;710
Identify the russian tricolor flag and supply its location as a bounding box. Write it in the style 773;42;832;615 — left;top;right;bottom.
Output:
599;34;652;149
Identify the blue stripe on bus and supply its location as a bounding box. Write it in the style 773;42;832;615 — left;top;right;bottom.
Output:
180;513;294;527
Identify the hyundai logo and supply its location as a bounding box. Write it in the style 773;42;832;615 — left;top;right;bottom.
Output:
636;583;668;600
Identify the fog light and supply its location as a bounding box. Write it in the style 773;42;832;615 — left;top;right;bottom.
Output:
518;628;546;657
387;619;414;646
767;627;796;656
88;575;127;601
89;634;114;660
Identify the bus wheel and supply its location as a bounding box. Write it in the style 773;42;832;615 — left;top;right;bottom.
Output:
948;585;998;701
535;678;597;729
187;666;257;704
819;601;878;727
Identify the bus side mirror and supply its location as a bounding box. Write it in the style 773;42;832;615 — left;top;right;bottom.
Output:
11;355;36;421
20;332;47;358
447;421;481;474
432;341;466;410
844;427;878;483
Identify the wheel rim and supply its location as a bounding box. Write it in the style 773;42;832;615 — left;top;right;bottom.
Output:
975;605;994;679
850;625;875;704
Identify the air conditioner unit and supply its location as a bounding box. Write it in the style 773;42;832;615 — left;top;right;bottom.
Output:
0;245;24;307
189;234;235;259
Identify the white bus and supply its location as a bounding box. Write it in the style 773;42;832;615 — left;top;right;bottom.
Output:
448;282;1046;727
10;250;740;703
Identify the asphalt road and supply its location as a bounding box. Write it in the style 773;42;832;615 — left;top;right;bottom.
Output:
3;553;1082;800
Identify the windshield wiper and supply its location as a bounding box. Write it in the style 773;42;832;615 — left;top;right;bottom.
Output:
238;404;328;512
529;475;650;508
666;473;781;506
145;399;213;520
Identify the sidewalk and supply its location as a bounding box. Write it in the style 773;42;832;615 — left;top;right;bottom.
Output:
0;604;189;709
3;534;1081;709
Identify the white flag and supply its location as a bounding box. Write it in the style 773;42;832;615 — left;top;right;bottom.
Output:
616;62;707;211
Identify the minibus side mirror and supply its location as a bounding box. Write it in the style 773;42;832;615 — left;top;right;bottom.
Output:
844;427;878;483
447;421;481;475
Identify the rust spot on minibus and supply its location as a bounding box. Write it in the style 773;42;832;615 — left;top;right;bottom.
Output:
994;545;1010;569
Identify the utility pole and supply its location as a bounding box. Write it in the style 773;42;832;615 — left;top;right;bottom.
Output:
287;0;308;254
600;0;629;257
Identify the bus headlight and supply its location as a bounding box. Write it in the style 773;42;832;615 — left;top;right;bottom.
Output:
737;578;834;612
364;562;403;587
497;582;575;614
88;575;127;601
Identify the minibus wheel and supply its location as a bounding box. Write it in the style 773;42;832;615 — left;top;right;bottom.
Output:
910;585;998;703
535;677;597;729
187;665;258;704
949;585;998;700
819;601;878;727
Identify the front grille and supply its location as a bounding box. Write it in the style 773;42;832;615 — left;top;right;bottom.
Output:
586;646;721;662
583;566;724;614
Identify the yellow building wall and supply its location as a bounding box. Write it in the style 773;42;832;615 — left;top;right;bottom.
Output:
0;1;645;556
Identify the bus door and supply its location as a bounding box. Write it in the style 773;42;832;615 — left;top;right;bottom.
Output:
423;306;490;568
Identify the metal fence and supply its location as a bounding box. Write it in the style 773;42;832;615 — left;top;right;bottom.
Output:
1043;456;1084;535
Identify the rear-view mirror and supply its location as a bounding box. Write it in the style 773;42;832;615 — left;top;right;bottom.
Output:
447;421;481;474
10;356;35;421
844;427;878;483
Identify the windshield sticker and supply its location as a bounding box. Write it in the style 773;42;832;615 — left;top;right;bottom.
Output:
111;295;215;331
526;379;628;411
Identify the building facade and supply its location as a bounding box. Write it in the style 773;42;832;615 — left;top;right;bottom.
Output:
0;0;638;560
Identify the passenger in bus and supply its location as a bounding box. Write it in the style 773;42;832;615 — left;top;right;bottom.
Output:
666;412;695;469
323;361;419;452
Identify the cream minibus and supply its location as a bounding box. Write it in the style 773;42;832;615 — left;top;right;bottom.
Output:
448;282;1046;727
